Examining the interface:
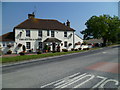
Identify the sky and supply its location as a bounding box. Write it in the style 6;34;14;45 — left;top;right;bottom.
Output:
1;2;118;38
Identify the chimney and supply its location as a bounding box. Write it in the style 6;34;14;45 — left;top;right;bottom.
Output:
66;20;70;27
63;22;66;25
28;12;35;19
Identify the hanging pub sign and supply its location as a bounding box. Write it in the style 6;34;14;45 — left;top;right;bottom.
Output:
19;38;42;41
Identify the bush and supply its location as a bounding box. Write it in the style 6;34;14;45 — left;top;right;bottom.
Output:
83;48;89;50
37;51;42;54
78;48;81;50
71;48;74;51
62;49;68;52
19;52;25;56
74;49;78;51
7;50;12;54
52;51;56;53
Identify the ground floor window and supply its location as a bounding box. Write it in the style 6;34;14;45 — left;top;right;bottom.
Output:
38;42;42;49
64;41;67;47
26;42;31;49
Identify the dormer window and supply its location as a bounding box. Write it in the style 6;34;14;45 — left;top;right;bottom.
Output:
38;30;42;37
26;30;30;37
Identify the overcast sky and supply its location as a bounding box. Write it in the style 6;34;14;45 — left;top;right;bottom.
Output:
2;2;118;38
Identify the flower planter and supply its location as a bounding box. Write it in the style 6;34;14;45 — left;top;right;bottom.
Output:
19;52;25;56
74;49;78;51
37;51;42;54
68;43;72;46
71;48;74;51
7;44;12;48
7;50;12;54
46;50;48;53
75;43;78;45
62;49;68;52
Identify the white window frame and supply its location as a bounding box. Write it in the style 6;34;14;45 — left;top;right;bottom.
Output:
26;30;30;37
26;42;31;49
51;31;54;37
64;31;67;37
38;30;42;37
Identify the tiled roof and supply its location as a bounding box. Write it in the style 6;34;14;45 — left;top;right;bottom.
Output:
0;32;14;42
15;18;75;31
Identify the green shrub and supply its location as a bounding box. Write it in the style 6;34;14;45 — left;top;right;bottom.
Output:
19;52;25;56
74;49;78;51
62;49;68;52
37;51;42;54
7;50;12;54
71;48;74;51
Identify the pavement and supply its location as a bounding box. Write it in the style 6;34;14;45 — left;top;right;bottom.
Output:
2;45;120;89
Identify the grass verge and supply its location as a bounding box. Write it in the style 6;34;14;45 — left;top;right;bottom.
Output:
1;50;86;64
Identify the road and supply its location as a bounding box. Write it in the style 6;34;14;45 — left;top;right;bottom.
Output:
2;46;120;89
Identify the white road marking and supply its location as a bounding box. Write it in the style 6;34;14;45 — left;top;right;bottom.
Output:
102;52;107;54
40;72;119;88
73;74;95;88
92;76;107;88
55;73;87;88
99;79;119;88
40;72;80;88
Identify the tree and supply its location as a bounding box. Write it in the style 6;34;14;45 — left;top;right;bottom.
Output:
81;15;120;46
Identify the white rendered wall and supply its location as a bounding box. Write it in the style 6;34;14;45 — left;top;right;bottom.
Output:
74;34;83;49
1;29;83;54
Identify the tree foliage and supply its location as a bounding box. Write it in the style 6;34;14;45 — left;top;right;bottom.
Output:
81;15;120;46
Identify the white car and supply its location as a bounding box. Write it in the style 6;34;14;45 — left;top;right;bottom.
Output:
80;45;89;50
88;44;93;48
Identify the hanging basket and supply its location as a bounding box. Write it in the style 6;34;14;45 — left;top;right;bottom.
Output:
68;43;72;46
75;43;78;45
18;43;22;47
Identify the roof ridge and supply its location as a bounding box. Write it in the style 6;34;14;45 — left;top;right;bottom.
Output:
34;18;57;21
0;32;13;37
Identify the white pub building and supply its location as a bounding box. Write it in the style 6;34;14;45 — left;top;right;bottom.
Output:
0;13;83;54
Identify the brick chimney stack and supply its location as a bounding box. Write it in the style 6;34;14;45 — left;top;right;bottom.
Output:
66;20;70;27
28;12;35;19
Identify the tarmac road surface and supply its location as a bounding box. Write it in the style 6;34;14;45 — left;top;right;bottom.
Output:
2;46;120;89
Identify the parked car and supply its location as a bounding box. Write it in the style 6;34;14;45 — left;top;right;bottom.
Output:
88;44;93;48
80;45;89;50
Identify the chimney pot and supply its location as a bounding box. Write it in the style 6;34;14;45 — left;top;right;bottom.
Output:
28;12;35;19
66;20;70;27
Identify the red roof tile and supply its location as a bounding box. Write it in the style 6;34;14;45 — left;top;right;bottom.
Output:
0;32;14;42
15;18;75;31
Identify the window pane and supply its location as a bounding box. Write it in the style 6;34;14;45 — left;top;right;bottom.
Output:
38;30;42;37
26;42;30;49
51;31;54;37
38;42;42;49
47;30;49;36
26;30;30;37
64;31;67;37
